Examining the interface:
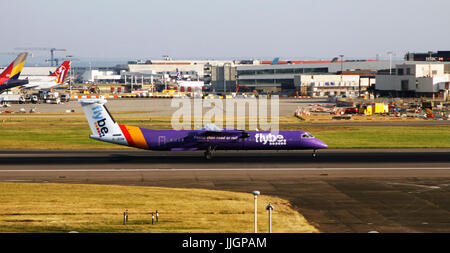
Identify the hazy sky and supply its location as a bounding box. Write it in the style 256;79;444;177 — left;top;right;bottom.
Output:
2;0;450;61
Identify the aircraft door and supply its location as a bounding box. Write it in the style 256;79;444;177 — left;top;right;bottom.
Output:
158;136;166;147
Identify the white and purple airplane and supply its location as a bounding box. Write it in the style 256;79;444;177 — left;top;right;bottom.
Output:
79;98;328;159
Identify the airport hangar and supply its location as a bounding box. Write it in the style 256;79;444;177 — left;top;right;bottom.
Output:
230;60;398;96
375;62;450;99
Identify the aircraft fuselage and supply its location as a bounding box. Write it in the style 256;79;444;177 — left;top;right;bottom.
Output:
91;127;328;151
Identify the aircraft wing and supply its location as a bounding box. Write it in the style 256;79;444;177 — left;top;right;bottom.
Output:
22;83;40;89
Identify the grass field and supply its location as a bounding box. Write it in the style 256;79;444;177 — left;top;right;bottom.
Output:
0;182;317;233
296;125;450;148
0;114;448;149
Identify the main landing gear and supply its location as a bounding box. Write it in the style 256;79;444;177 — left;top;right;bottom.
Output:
204;146;215;160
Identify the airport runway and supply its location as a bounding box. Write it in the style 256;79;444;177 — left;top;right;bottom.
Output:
1;149;449;233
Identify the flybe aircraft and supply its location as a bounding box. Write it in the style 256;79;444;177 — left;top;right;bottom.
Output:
0;52;29;92
79;98;328;159
23;60;71;90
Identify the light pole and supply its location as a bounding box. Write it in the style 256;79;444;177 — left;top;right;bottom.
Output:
223;63;231;94
428;51;433;77
339;55;344;74
387;51;393;75
252;190;260;233
164;72;167;91
266;203;274;233
66;55;74;93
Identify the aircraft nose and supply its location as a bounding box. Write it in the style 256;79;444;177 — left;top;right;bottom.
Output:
315;139;328;149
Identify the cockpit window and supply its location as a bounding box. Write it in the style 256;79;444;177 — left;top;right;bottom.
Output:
301;133;315;139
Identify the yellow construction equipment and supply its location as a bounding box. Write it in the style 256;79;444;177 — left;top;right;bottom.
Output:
364;105;372;115
374;103;388;114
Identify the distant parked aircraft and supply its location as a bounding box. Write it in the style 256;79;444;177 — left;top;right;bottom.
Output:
23;60;71;90
0;52;29;92
271;57;280;65
79;98;328;159
175;68;204;91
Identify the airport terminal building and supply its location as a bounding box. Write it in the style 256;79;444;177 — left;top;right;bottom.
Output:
375;62;450;99
294;74;375;97
233;60;397;94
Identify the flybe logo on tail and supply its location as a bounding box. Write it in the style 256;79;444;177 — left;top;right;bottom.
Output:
92;105;108;137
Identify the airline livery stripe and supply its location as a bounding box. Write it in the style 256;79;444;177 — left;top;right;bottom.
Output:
119;124;134;146
10;61;25;77
10;54;27;78
9;73;21;80
123;125;149;149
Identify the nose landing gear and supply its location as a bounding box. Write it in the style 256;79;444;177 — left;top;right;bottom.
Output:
204;146;215;160
312;149;317;158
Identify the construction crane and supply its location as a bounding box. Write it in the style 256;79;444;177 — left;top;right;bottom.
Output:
47;55;79;66
14;47;66;66
0;52;34;57
0;52;33;68
0;52;19;55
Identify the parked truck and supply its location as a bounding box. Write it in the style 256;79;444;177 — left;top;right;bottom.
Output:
25;94;38;104
0;94;25;104
60;94;70;102
38;90;61;104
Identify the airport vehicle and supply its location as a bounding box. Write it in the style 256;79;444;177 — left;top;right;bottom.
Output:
0;94;25;104
0;52;29;92
60;94;70;102
24;94;38;103
79;98;328;159
344;107;358;114
42;91;61;104
23;61;71;90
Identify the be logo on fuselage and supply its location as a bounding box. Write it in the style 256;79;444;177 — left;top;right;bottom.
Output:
255;133;286;146
92;105;108;137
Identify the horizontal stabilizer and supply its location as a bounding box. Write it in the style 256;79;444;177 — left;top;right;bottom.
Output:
78;98;107;104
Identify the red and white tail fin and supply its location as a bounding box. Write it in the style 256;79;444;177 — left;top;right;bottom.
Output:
49;61;71;84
